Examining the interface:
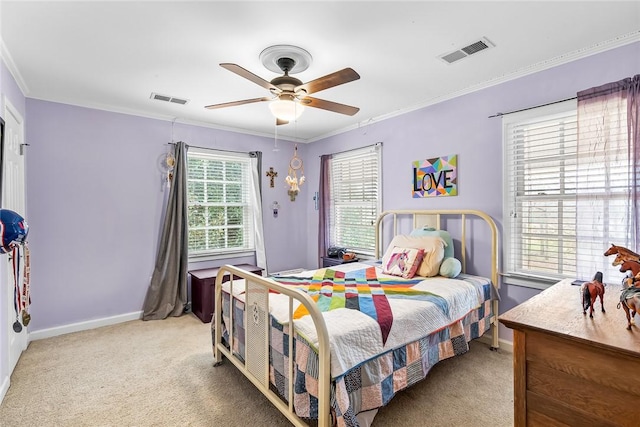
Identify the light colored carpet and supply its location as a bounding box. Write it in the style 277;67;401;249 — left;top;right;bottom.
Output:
0;315;513;426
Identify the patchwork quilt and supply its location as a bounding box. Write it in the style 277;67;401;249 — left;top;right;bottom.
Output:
275;267;449;345
214;264;493;426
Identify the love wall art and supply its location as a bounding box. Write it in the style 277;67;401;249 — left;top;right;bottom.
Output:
412;154;458;198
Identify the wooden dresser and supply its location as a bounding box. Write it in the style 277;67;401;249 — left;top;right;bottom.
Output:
499;278;640;427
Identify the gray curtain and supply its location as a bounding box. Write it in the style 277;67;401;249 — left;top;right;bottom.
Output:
142;141;189;320
318;154;331;267
249;151;267;272
249;151;263;195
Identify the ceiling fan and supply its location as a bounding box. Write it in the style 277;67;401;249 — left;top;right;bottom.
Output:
205;46;360;125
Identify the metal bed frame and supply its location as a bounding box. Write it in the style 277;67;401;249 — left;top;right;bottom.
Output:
212;209;500;426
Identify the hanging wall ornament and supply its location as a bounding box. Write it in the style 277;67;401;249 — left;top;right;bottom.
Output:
164;119;177;184
21;243;31;326
157;150;176;189
0;209;30;332
285;145;305;201
0;209;29;253
163;151;176;183
166;152;176;182
266;167;278;188
11;246;22;333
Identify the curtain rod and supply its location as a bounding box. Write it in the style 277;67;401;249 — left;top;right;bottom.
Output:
320;141;382;158
488;96;577;118
167;142;257;155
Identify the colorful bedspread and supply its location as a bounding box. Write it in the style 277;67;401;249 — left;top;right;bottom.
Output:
275;267;449;345
220;263;489;378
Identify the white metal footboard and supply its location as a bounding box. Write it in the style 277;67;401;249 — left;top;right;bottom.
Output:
212;265;331;427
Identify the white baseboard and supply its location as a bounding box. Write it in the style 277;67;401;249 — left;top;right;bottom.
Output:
28;311;143;342
0;375;9;405
477;334;514;353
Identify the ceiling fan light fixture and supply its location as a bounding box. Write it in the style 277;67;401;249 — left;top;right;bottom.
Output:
269;99;304;122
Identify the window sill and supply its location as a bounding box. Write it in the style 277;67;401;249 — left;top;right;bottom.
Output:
500;272;564;290
188;250;255;264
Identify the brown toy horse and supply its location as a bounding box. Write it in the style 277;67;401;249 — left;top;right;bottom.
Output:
612;252;640;268
618;281;640;330
619;260;640;277
604;244;640;263
581;272;605;318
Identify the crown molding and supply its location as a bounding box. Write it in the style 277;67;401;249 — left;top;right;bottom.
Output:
307;30;640;143
0;39;30;97
3;29;638;144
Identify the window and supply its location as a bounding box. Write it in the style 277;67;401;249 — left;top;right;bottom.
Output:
187;148;255;258
503;99;631;287
328;144;382;255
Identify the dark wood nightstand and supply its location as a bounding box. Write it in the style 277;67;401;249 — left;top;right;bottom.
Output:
189;263;263;323
321;256;359;268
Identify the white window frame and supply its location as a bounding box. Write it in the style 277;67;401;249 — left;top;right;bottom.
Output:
502;100;578;289
328;143;382;256
186;147;255;261
503;97;633;289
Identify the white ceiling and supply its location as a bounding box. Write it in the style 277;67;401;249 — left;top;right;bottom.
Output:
1;1;639;142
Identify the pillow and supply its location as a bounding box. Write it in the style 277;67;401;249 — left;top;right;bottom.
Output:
439;257;462;278
382;247;424;279
381;235;445;277
410;227;454;259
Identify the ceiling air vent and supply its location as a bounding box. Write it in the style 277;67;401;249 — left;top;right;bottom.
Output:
150;93;189;105
439;37;495;64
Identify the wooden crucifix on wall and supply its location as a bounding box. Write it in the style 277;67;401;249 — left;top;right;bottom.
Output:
266;167;278;188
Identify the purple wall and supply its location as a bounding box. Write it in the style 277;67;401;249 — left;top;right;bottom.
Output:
6;41;640;341
24;102;308;331
307;41;640;340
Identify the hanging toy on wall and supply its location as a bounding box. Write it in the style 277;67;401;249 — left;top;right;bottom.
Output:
0;209;30;333
285;144;305;201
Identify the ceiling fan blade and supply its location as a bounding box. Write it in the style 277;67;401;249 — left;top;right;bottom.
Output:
295;68;360;95
205;97;271;109
300;96;360;116
220;63;280;93
276;118;289;126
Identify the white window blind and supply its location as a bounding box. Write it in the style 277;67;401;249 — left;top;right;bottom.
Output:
329;144;381;255
503;98;631;285
187;148;255;257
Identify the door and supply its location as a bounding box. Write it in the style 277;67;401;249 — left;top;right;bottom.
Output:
3;98;27;375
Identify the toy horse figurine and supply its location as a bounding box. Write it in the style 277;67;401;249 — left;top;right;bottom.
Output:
619;259;640;275
609;250;640;288
581;271;605;318
618;281;640;330
603;244;640;329
604;244;640;263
